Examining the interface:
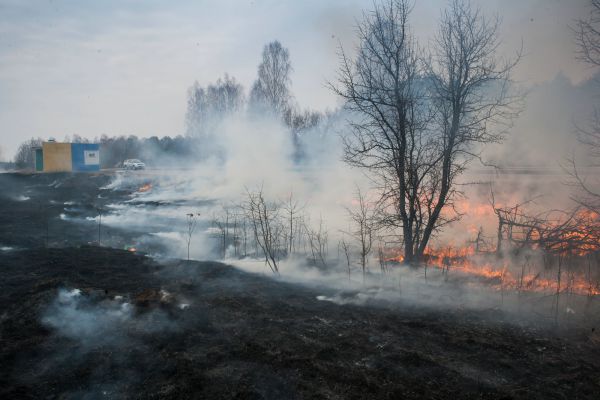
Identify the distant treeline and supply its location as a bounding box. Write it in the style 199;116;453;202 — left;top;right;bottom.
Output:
98;135;199;168
13;40;334;170
13;135;201;169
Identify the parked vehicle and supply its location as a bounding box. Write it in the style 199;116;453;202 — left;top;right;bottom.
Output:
123;159;145;170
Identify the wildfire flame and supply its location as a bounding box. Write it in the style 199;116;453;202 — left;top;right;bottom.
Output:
138;183;152;193
383;241;600;297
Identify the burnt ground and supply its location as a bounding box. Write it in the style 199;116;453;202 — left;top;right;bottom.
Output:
0;172;135;250
1;172;600;399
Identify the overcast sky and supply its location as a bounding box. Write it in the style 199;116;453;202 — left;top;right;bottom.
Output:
0;0;596;160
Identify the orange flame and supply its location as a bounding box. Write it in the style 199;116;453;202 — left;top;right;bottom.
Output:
381;241;599;297
138;183;152;193
423;245;600;296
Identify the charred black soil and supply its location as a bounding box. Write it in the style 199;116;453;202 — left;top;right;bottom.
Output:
2;246;600;399
1;173;600;399
0;172;132;249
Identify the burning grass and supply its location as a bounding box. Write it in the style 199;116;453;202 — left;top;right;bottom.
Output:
378;203;600;301
382;244;600;297
137;183;153;193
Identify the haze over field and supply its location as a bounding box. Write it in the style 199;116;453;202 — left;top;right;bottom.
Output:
0;0;598;164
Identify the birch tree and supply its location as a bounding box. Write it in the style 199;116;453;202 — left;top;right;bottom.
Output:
249;41;293;115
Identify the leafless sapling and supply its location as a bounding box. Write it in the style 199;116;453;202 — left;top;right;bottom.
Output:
377;237;389;276
345;187;376;283
245;187;283;274
185;212;200;261
283;191;303;256
339;237;353;281
304;216;329;269
212;205;231;259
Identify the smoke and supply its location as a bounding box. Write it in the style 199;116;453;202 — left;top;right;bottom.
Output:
96;110;369;262
92;102;578;253
41;288;178;349
78;67;600;327
35;287;183;398
432;71;600;246
483;72;598;168
42;288;133;347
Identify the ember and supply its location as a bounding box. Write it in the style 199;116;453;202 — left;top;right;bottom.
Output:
138;183;152;192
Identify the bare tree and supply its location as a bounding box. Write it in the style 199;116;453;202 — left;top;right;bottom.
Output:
14;137;43;169
331;0;427;264
470;226;489;253
345;187;376;282
376;237;389;276
331;0;519;263
489;188;600;257
237;208;250;258
574;0;600;67
249;41;293;115
212;206;231;259
186;74;244;138
209;74;245;115
489;189;543;255
245;187;283;274
304;216;329;269
283;108;323;133
339;237;353;280
423;0;520;254
570;0;600;213
282;191;304;255
185;213;200;261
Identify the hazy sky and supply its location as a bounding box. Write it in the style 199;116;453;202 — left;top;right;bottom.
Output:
0;0;596;159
